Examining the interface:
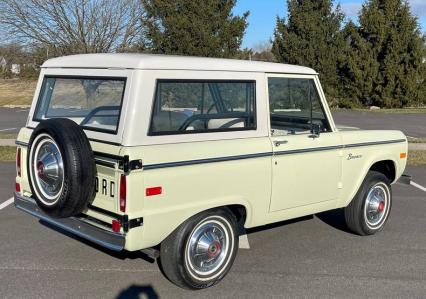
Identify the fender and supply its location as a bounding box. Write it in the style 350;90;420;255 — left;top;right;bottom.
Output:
126;197;253;251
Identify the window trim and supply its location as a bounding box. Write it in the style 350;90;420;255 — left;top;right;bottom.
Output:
148;79;257;136
32;75;127;135
266;75;332;136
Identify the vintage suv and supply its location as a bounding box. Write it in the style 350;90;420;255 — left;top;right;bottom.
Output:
14;54;408;289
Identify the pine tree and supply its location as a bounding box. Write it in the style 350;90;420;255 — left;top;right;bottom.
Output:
140;0;249;58
338;21;378;107
344;0;426;107
272;0;344;100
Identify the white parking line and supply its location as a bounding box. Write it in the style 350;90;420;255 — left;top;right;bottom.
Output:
411;181;426;193
239;234;250;249
0;128;16;132
0;197;14;210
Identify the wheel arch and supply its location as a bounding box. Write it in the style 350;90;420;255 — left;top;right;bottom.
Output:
369;160;396;183
341;157;398;208
129;200;253;251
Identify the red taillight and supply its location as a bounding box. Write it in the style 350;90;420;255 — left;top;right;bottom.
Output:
16;148;21;177
146;186;162;197
119;174;126;212
112;220;121;233
15;182;21;192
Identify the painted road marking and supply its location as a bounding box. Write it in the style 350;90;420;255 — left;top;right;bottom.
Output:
239;234;250;249
0;128;17;132
411;181;426;193
0;197;14;210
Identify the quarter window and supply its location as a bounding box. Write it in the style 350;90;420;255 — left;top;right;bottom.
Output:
149;80;256;135
268;78;330;135
34;76;126;133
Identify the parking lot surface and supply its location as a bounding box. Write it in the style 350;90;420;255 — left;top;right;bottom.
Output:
0;108;29;134
332;111;426;138
0;162;425;298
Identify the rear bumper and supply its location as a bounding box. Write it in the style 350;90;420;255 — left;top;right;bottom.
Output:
14;192;125;251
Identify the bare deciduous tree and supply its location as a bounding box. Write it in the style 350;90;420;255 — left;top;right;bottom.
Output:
0;0;143;55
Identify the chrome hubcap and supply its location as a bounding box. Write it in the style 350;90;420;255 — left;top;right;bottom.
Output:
187;220;229;276
33;137;64;203
364;183;388;227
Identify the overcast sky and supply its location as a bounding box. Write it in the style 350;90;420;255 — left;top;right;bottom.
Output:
234;0;426;49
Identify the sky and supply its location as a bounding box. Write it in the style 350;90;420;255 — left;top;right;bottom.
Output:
234;0;426;49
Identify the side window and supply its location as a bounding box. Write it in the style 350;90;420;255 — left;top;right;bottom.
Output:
149;80;256;135
268;77;330;135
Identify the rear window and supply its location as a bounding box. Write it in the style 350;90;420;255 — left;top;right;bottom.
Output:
34;76;126;133
149;80;256;135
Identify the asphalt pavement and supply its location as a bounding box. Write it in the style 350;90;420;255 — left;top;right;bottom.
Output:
0;162;425;298
332;111;426;138
0;108;29;134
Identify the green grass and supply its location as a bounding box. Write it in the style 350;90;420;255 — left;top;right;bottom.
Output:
0;79;36;106
0;132;18;139
408;150;426;166
0;146;16;161
407;137;426;144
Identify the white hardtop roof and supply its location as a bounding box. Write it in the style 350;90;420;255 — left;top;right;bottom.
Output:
41;53;317;75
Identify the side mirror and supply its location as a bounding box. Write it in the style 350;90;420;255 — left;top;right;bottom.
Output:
310;123;321;138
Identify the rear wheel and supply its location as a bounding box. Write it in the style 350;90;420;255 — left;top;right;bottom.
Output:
344;171;392;235
159;208;238;289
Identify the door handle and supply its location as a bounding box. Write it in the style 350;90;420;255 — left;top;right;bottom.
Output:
274;140;288;147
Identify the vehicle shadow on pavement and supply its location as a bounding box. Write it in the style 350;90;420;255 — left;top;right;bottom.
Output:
315;209;353;234
39;220;157;263
115;284;159;299
245;215;313;235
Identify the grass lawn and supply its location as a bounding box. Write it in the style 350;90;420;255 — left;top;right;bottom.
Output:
0;146;16;161
407;150;426;166
0;79;37;106
0;132;18;139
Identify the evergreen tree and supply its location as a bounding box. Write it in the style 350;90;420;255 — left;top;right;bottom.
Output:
140;0;249;58
338;21;378;108
344;0;426;107
272;0;344;100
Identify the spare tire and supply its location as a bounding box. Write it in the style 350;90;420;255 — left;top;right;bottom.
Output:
27;118;96;218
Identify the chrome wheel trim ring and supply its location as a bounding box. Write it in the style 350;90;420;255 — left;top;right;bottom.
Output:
30;133;64;206
185;216;234;281
364;182;390;229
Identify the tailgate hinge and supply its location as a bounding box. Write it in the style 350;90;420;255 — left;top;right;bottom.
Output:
119;155;143;173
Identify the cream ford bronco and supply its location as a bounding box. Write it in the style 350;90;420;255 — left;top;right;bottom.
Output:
14;54;408;289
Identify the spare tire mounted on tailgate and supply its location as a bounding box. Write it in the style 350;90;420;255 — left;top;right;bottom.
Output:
28;118;96;218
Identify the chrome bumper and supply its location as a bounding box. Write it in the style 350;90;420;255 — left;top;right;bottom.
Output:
14;192;125;251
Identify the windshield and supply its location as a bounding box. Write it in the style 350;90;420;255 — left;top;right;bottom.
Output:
34;76;126;133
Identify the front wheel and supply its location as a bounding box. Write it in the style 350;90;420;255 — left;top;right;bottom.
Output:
344;171;392;235
159;208;238;289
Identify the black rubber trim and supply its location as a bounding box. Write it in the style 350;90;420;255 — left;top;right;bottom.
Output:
274;145;341;156
93;151;124;162
88;138;121;146
15;140;28;147
143;152;272;170
343;139;406;148
95;159;116;168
